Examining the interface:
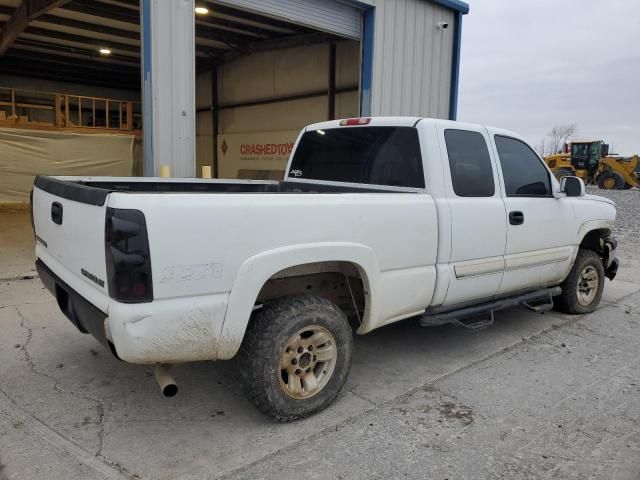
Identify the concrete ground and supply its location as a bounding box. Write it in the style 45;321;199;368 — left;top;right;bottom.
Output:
1;205;640;480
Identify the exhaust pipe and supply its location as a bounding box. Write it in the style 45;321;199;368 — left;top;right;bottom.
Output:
154;364;178;397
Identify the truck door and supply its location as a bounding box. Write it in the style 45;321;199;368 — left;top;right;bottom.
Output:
490;132;576;294
437;125;507;306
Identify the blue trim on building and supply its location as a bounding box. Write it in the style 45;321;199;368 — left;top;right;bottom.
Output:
141;0;153;176
360;6;374;116
448;11;463;120
431;0;469;14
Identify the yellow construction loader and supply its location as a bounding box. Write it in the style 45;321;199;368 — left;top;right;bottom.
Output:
544;140;639;189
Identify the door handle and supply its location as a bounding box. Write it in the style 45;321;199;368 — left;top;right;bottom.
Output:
51;202;63;225
509;210;524;225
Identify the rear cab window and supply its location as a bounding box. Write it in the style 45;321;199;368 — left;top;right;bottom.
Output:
444;129;495;197
288;127;425;189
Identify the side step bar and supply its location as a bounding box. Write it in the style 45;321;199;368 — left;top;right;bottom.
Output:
419;286;562;330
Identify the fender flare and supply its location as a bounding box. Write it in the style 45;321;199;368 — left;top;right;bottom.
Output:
576;219;616;267
215;242;381;359
555;219;615;282
576;219;614;245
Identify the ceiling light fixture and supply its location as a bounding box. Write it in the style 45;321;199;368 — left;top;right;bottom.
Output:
99;48;112;55
195;6;209;15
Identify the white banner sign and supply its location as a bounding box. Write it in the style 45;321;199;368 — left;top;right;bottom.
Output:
217;130;299;179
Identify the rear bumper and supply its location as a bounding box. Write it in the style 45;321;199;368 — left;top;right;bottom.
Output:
37;258;230;364
36;259;111;351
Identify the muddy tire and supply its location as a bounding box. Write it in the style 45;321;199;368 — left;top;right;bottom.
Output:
555;249;605;314
597;170;624;189
237;295;353;422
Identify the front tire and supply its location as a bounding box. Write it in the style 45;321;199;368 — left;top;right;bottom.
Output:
597;170;625;189
237;295;353;421
555;249;605;314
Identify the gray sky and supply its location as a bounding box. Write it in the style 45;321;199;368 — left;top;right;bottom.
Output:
457;0;640;155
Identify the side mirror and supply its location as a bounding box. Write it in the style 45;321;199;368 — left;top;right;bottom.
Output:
560;176;585;197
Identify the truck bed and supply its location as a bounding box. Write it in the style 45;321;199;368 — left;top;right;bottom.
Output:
32;173;436;360
34;175;412;207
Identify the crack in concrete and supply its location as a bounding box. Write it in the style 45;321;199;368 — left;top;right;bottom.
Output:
0;385;131;480
0;272;38;282
0;301;54;310
14;307;134;478
344;387;377;407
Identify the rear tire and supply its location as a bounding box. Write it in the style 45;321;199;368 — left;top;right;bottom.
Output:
555;249;605;314
237;295;353;422
597;170;625;189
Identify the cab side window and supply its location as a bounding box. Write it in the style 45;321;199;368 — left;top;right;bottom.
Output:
444;129;495;197
495;135;552;197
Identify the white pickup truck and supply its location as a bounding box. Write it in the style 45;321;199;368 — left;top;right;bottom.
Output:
32;117;619;421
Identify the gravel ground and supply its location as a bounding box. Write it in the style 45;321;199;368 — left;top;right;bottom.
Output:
586;185;640;254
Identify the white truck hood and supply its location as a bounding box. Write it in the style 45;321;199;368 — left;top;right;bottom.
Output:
584;194;615;206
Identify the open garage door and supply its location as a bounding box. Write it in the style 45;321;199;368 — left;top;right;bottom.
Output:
0;0;364;187
216;0;362;40
189;1;365;180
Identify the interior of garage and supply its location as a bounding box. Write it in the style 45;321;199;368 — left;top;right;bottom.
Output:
0;0;363;202
197;38;360;179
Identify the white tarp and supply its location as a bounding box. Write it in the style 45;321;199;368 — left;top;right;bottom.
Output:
0;128;134;203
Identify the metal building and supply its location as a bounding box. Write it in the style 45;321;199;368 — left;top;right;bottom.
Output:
0;0;469;190
142;0;469;178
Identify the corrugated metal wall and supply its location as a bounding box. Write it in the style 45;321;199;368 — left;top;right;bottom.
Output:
371;0;455;119
216;42;359;133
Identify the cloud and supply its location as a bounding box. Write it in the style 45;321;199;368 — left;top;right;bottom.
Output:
457;0;640;155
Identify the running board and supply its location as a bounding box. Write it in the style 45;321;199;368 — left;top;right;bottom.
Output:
419;286;562;329
451;311;495;330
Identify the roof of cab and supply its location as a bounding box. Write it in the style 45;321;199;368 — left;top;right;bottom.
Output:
304;116;526;144
305;116;423;131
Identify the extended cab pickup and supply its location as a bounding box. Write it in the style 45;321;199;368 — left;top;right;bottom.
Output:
32;117;619;420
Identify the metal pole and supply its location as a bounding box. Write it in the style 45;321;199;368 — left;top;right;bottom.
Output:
140;0;196;177
211;65;218;178
141;0;154;176
328;42;336;120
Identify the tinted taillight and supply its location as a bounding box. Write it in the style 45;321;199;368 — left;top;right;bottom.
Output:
105;208;153;303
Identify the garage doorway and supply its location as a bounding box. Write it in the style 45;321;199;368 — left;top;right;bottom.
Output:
193;0;365;179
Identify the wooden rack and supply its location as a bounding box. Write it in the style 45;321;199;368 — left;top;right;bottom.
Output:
0;86;142;136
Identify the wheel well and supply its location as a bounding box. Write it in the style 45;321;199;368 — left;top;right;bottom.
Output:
580;228;610;254
256;261;367;328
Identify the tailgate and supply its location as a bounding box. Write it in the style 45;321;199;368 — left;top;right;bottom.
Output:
32;176;109;299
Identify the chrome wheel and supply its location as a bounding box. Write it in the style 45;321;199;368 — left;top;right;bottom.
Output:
278;325;337;400
576;265;599;306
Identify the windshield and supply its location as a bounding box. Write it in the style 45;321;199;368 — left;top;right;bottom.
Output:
288;127;425;188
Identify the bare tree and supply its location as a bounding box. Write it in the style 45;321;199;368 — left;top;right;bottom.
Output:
535;138;547;156
547;124;577;154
